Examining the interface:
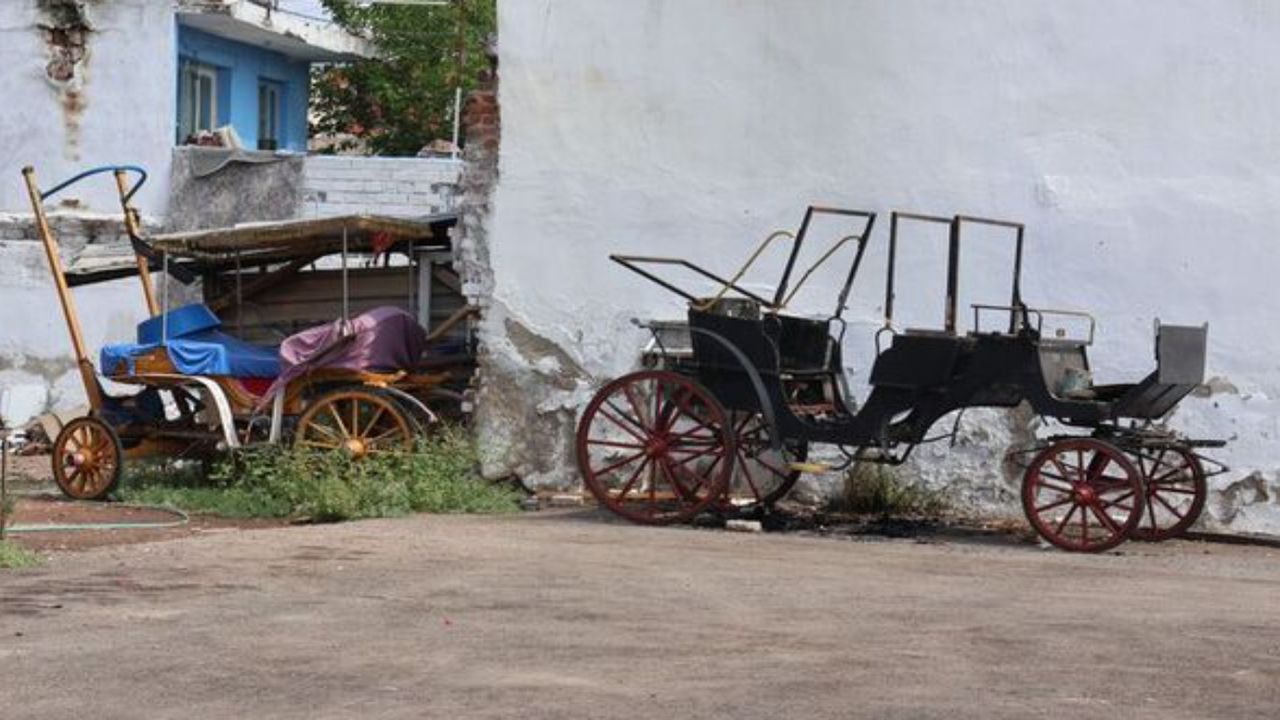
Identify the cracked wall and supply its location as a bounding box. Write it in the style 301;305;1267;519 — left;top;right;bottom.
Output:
484;0;1280;534
0;0;174;215
0;1;168;424
37;0;97;161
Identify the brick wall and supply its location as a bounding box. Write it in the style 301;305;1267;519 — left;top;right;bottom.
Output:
300;156;463;219
0;213;143;252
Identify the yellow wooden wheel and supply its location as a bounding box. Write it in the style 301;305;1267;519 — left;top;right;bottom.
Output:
52;416;123;500
294;389;414;457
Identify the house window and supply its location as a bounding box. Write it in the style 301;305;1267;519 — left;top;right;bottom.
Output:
177;60;219;143
258;80;283;150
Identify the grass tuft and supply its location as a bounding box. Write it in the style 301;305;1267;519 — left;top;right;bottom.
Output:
0;539;40;570
832;462;949;516
120;426;523;521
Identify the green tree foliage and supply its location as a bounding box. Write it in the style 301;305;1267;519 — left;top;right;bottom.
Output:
313;0;496;156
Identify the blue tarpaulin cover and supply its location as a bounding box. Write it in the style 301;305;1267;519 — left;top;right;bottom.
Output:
101;303;280;378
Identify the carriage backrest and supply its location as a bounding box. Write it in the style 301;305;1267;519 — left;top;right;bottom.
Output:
1155;324;1207;385
1038;341;1091;398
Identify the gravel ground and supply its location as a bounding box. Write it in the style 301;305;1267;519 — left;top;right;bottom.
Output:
2;509;1279;719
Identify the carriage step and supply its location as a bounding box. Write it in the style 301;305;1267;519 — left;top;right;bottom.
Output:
789;461;832;474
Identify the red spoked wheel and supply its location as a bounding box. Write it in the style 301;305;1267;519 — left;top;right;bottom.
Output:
725;412;806;509
1022;437;1145;553
576;370;733;525
1126;447;1207;542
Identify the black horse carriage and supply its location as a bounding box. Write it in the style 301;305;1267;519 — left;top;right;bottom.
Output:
575;207;1224;552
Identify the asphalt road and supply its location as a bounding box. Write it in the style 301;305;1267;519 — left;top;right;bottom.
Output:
2;510;1279;719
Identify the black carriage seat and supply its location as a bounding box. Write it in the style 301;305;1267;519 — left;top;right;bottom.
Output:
773;315;838;373
1107;324;1208;419
869;333;963;390
687;308;854;420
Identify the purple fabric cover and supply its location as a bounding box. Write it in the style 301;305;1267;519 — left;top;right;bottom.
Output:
262;306;426;403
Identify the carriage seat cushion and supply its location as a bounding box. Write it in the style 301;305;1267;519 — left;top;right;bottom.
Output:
101;303;280;379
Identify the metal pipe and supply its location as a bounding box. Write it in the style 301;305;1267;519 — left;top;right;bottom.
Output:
408;239;416;317
884;211;951;331
234;250;243;336
772;207;814;307
342;223;350;324
945;217;960;334
696;230;793;311
833;214;876;321
161;253;170;343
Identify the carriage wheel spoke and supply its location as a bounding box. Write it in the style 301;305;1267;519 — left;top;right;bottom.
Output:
599;403;649;443
1085;455;1111;483
1038;478;1074;495
326;403;350;438
1054;504;1079;536
669;443;722;467
1035;495;1073;514
612;457;651;502
1096;491;1134;512
1089;503;1122;536
308;421;343;443
734;447;762;501
622;384;652;432
1051;457;1076;483
1153;492;1187;520
593;450;646;477
359;405;386;438
660;458;693;500
587;438;645;450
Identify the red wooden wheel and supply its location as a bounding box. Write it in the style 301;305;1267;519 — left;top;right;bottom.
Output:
52;416;123;501
1127;448;1207;542
725;412;806;509
576;370;733;525
1021;437;1145;553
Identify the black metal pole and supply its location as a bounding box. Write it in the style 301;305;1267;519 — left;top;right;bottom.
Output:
945;217;960;334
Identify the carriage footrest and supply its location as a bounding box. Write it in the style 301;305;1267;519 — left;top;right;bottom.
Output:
789;461;831;474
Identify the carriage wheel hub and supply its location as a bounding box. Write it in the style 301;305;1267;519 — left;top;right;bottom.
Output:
345;438;368;457
645;436;669;458
1074;485;1097;504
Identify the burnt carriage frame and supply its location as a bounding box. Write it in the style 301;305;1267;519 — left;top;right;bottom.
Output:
576;206;1224;552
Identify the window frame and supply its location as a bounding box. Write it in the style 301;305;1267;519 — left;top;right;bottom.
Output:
257;79;284;150
177;60;220;143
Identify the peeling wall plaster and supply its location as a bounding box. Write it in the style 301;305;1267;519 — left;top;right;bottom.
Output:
488;0;1280;534
0;0;174;214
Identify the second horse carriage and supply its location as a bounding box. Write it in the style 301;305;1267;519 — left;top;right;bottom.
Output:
577;206;1224;552
23;165;474;501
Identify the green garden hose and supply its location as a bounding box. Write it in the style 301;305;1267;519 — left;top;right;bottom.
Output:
2;503;189;534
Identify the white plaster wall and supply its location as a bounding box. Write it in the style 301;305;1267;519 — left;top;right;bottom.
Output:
492;0;1280;532
0;1;175;424
0;0;175;213
0;235;145;424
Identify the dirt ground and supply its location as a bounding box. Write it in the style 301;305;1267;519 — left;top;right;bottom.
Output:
2;508;1279;720
1;454;285;552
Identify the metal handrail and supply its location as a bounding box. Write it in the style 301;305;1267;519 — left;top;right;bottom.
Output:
780;233;859;309
695;229;793;311
610;255;774;307
971;303;1096;345
39;165;148;203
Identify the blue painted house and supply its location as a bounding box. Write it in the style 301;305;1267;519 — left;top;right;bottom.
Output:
175;1;372;151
